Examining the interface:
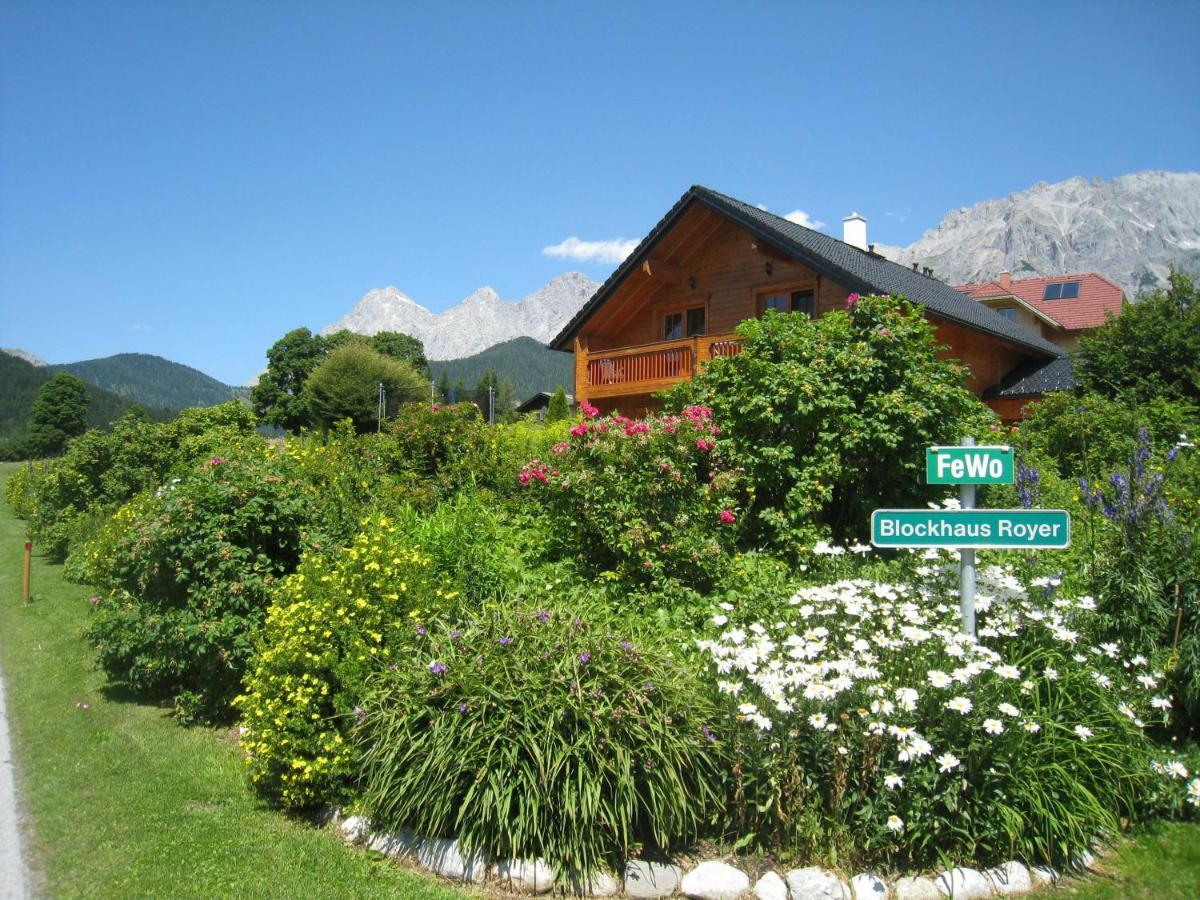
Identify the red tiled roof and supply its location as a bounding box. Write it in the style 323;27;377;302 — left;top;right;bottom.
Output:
955;273;1125;331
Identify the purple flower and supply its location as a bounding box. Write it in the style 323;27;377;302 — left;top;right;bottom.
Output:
644;680;655;692
619;641;634;652
430;661;447;675
1168;447;1179;462
353;706;366;726
458;702;470;715
579;652;591;664
535;610;551;623
450;630;462;641
701;725;717;743
499;636;513;646
415;624;426;637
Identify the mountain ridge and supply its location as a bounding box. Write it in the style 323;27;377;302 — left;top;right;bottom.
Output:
876;171;1200;297
322;272;599;360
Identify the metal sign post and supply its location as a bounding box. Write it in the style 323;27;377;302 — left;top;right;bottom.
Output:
959;437;977;635
871;436;1069;637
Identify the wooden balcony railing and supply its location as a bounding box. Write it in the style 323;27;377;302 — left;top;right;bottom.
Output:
578;334;743;400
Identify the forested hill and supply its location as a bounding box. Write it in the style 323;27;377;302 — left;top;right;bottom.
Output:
0;352;169;441
49;353;243;410
429;337;574;401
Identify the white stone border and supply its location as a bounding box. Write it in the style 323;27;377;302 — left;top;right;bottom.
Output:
334;813;1102;898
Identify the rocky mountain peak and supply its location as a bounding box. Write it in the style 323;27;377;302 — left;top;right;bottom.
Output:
322;273;599;360
878;171;1200;297
2;347;47;367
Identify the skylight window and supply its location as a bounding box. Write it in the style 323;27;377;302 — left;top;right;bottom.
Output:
1043;281;1081;300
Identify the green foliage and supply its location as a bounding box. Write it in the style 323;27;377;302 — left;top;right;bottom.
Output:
474;369;516;421
369;330;430;377
301;343;427;433
252;327;430;431
1015;391;1197;479
379;402;490;490
4;462;37;519
545;385;571;422
428;336;574;407
238;499;518;806
519;405;746;592
79;448;311;722
251;327;330;430
50;352;239;410
1008;393;1199;729
668;294;994;546
27;372;90;457
17;402;259;561
356;603;725;885
1076;271;1200;405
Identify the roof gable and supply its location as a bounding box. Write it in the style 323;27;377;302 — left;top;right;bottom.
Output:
551;185;1065;358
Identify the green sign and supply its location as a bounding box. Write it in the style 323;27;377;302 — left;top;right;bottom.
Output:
926;445;1014;485
871;509;1070;549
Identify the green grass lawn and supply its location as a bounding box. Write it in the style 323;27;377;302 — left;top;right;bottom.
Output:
0;463;465;899
1044;823;1200;898
2;461;1197;898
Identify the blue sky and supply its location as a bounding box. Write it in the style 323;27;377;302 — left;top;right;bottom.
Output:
2;1;1197;384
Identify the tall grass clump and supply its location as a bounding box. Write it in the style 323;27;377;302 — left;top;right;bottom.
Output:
356;603;725;885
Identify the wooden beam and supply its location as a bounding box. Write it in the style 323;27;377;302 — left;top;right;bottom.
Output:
656;206;715;261
603;277;664;337
642;257;683;284
750;239;792;261
676;213;726;267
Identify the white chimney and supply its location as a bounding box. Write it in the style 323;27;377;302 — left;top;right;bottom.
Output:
842;212;867;251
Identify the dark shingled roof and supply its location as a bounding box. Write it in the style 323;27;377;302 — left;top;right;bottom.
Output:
551;185;1066;360
983;356;1077;398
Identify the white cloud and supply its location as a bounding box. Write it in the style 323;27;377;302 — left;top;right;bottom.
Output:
783;209;825;229
130;323;153;332
542;236;638;265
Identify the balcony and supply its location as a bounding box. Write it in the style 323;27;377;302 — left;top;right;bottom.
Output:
577;334;743;401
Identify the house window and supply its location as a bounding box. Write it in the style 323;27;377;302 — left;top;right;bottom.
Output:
664;312;683;340
760;289;815;318
664;306;706;340
995;307;1017;321
1043;281;1081;300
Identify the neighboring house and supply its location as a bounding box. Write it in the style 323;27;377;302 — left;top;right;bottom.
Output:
549;185;1072;421
955;272;1127;352
516;390;573;418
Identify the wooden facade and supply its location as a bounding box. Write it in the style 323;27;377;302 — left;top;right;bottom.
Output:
559;193;1063;420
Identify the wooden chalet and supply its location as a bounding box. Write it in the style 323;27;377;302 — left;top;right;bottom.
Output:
549;186;1073;421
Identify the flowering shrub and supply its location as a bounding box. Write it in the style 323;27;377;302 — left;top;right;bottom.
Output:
698;561;1165;868
12;402;260;560
283;423;439;549
356;603;724;885
1075;429;1199;727
238;498;518;807
379;402;492;494
667;294;994;548
519;406;746;590
78;447;310;722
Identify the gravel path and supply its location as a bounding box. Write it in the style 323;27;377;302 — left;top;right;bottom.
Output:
0;661;28;900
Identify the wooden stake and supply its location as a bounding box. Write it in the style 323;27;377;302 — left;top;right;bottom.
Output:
22;541;32;604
